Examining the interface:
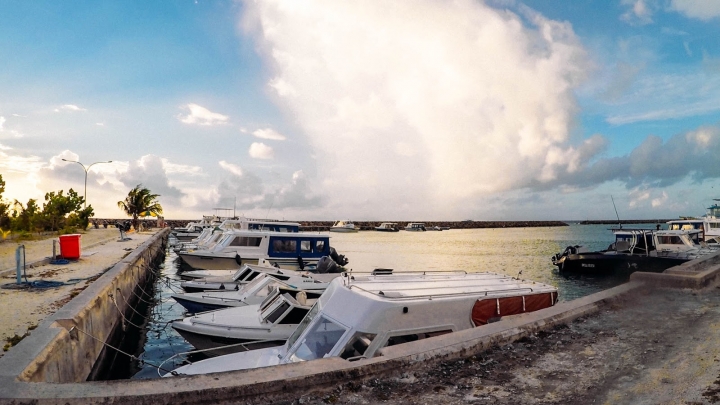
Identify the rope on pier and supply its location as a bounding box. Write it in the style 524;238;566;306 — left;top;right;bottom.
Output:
69;326;174;374
108;292;143;330
115;288;149;319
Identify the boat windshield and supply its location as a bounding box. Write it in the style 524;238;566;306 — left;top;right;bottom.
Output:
243;275;279;296
286;304;319;349
286;314;347;363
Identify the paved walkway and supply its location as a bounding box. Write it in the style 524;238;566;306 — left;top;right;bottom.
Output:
0;228;158;357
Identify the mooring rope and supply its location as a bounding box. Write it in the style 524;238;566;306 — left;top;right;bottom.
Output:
158;338;278;377
115;288;149;319
108;292;143;329
69;326;174;374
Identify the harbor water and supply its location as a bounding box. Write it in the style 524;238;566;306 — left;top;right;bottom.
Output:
131;223;647;379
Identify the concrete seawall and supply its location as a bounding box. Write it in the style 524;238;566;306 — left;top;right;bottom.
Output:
1;238;719;404
0;228;169;385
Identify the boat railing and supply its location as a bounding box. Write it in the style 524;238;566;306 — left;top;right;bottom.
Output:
345;284;550;301
158;338;280;377
346;270;470;276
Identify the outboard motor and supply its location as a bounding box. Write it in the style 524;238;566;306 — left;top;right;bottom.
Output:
329;247;349;266
316;256;339;274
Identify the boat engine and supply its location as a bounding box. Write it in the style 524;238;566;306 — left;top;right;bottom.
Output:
329;247;349;266
316;256;342;274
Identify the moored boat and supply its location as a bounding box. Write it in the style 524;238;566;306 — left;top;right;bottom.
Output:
552;228;719;275
405;222;426;231
171;272;334;314
375;222;399;232
177;230;348;271
164;270;558;376
329;220;359;233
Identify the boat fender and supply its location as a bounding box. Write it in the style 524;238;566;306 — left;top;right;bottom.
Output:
297;256;305;271
234;284;240;291
234;254;243;266
219;284;225;290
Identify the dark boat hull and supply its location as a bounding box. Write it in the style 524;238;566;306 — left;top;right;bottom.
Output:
554;252;688;275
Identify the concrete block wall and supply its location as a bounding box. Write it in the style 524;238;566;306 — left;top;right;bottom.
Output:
0;228;169;384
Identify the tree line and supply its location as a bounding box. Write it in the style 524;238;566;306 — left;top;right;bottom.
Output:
0;174;163;240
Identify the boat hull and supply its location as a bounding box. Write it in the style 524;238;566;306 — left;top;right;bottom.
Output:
554;252;688;275
172;325;286;357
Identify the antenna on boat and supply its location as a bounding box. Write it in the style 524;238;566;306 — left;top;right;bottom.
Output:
265;198;275;221
611;195;622;229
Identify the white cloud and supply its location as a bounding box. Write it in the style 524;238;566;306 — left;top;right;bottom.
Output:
621;0;654;25
248;142;274;159
54;104;87;112
670;0;720;20
242;0;589;215
252;128;287;141
177;103;229;126
0;116;5;130
651;191;668;207
96;122;105;126
161;159;204;175
219;160;244;176
118;154;185;201
0;143;12;151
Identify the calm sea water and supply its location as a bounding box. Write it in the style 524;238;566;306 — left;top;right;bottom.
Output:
131;224;645;379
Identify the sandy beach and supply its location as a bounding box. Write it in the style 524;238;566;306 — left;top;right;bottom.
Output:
0;228;157;358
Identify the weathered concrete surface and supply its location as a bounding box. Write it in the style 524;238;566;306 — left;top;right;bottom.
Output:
0;228;169;385
631;250;720;289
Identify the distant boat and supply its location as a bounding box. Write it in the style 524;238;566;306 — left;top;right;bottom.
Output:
375;222;399;232
329;220;359;233
666;199;720;244
405;222;426;231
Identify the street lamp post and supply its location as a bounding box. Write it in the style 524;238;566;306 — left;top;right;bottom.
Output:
62;159;113;208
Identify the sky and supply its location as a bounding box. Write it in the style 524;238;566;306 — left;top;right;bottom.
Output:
2;0;720;221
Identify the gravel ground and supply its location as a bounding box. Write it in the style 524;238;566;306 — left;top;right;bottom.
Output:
278;286;720;405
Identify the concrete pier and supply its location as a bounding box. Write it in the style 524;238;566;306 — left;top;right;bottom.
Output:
1;235;719;404
0;228;168;384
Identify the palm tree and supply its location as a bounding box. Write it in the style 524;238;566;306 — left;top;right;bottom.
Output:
117;184;163;231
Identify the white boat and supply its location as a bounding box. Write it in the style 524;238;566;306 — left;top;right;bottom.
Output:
667;199;720;244
375;222;399;232
177;230;348;271
172;216;226;241
329;220;359;233
171;272;334;314
179;263;340;293
171;284;322;356
405;222;426;231
172;218;301;252
164;270;558;376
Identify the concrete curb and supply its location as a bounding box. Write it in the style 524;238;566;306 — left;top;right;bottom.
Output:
630;250;720;289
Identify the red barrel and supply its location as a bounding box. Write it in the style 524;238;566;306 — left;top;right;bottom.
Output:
59;234;82;260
